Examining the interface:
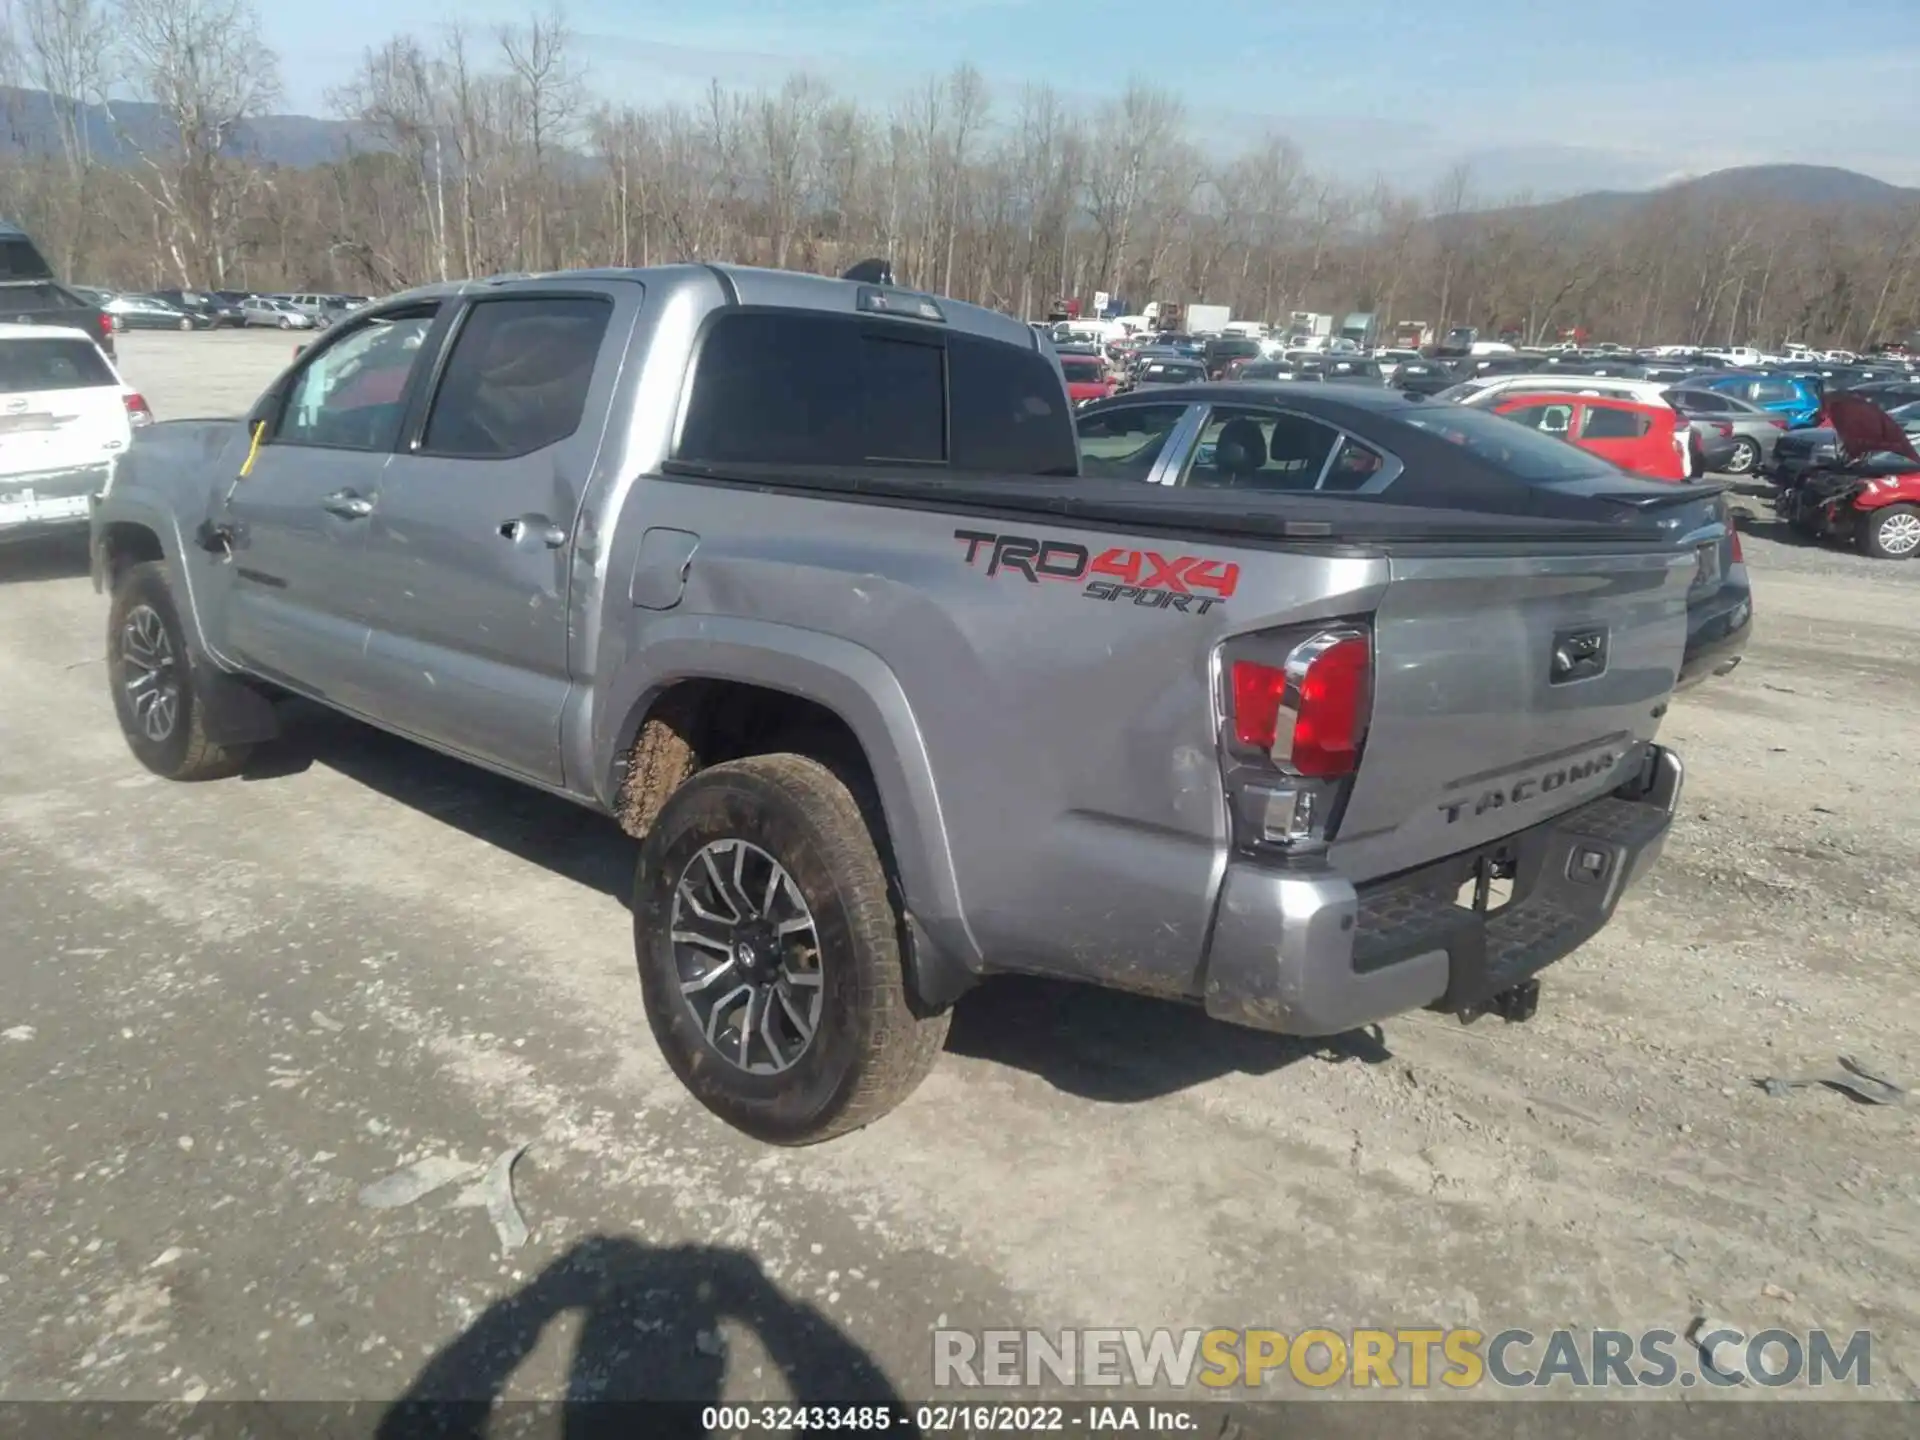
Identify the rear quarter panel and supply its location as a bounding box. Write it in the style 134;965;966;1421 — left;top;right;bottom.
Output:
601;480;1388;997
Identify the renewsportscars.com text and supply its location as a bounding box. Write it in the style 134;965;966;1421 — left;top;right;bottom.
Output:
933;1326;1872;1391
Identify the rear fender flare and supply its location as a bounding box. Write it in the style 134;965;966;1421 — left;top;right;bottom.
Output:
95;469;279;748
593;615;981;987
91;495;216;656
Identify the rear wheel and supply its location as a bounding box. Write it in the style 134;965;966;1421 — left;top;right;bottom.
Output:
633;754;949;1145
177;316;192;331
1725;437;1760;475
277;316;292;330
106;562;252;780
1860;505;1920;560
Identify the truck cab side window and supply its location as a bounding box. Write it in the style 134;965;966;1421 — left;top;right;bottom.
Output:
420;296;613;459
276;309;437;453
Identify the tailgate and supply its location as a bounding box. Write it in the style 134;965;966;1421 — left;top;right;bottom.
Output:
0;384;129;473
1329;543;1693;883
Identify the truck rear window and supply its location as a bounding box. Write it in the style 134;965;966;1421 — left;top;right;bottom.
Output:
0;337;115;393
678;310;1077;476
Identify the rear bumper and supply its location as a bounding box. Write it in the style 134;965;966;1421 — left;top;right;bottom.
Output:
1201;745;1683;1037
0;462;113;543
1675;575;1753;690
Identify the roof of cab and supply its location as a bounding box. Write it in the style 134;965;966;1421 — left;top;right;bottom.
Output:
371;263;1041;352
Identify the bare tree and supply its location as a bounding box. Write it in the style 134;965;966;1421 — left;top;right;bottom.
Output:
497;4;582;271
112;0;280;285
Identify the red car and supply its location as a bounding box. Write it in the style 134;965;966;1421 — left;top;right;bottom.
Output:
1060;353;1114;404
1493;393;1688;481
1775;393;1920;558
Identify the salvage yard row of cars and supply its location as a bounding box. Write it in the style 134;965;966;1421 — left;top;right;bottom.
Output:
69;287;373;332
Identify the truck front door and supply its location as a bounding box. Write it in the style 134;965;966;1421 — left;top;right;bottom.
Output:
354;290;624;786
209;303;442;707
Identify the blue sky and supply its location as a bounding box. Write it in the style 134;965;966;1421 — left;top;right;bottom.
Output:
270;0;1920;197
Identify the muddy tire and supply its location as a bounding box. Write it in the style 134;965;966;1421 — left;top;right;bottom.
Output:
106;561;252;781
633;754;949;1145
1860;504;1920;560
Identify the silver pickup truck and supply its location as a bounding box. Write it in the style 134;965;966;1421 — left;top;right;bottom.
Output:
91;264;1707;1144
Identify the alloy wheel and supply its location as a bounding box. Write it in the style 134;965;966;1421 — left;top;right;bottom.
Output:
1878;511;1920;556
670;838;825;1075
121;604;180;743
1727;439;1758;475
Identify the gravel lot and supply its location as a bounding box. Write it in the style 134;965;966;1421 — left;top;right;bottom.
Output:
1;331;1915;1412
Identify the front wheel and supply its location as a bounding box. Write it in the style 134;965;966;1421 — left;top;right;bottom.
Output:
277;316;292;330
633;754;949;1144
1860;504;1920;560
106;562;252;780
177;316;192;331
1725;437;1760;475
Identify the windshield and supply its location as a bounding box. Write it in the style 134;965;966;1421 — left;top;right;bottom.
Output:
1060;358;1105;382
1141;363;1203;382
1402;405;1617;483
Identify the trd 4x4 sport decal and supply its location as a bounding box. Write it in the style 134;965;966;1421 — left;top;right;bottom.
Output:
953;529;1239;616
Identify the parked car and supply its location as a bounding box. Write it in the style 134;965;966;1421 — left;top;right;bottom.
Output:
240;295;314;330
1228;360;1323;383
1390;358;1461;397
1491;393;1690;481
274;292;346;328
1059;353;1114;404
1686;370;1822;427
1128;357;1209;390
94;265;1700;1142
1314;356;1387;387
105;294;212;331
0;322;149;545
1203;336;1263;380
0;224;117;358
1669;387;1788;475
1773;395;1920;558
152;288;247;328
1764;394;1920;482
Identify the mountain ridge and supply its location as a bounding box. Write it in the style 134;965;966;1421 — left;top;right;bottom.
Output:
3;88;1915;222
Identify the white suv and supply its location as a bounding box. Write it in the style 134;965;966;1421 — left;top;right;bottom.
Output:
0;322;150;543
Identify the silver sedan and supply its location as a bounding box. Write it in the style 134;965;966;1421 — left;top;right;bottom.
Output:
1670;387;1787;476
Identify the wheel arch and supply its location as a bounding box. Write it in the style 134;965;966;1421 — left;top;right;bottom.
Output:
594;618;980;1007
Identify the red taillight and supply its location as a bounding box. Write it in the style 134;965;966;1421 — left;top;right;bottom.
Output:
1769;418;1788;430
1714;421;1733;438
97;311;112;336
1729;528;1744;564
124;392;152;428
1230;632;1372;778
1232;662;1289;750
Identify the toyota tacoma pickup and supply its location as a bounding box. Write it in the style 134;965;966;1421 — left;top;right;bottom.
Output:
91;264;1704;1145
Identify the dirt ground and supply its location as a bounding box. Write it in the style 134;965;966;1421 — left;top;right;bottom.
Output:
0;331;1914;1414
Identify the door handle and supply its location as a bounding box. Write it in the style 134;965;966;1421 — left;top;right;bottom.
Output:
499;516;568;549
321;490;374;519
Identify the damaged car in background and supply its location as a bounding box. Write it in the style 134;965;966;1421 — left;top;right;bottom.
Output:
1774;393;1920;558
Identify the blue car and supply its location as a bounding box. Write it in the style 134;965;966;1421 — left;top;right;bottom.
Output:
1689;370;1823;427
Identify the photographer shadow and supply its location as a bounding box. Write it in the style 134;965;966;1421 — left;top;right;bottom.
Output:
377;1236;918;1440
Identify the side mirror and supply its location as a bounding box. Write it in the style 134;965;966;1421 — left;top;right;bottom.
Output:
245;386;280;433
